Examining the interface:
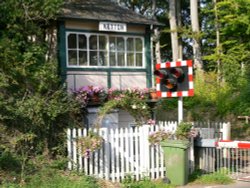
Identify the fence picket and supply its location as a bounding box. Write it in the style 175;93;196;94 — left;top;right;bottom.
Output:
149;124;156;178
72;128;77;170
103;128;110;180
110;128;115;181
66;121;248;182
83;129;88;174
78;128;83;172
67;129;72;170
124;128;129;174
115;128;120;182
120;128;125;180
155;125;160;179
134;127;140;180
129;127;134;179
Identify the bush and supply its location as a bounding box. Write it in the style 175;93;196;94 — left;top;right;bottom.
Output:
0;152;21;172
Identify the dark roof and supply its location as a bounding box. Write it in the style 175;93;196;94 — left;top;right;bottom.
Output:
60;0;161;26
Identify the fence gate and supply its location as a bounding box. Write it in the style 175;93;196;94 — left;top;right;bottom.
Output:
194;122;250;181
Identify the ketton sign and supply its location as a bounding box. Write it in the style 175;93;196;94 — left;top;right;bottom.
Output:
99;22;127;32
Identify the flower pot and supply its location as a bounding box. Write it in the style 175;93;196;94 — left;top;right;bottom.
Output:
149;92;158;100
91;94;100;103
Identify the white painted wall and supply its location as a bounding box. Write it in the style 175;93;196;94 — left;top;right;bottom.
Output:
66;71;108;91
86;107;135;129
111;72;147;89
66;71;147;91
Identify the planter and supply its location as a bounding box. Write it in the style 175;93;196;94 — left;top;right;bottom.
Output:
149;91;158;100
91;95;100;103
161;140;190;186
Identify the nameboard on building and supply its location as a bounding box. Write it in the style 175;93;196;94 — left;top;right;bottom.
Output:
99;22;127;32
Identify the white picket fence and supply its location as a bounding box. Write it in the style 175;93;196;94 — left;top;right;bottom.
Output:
67;121;231;182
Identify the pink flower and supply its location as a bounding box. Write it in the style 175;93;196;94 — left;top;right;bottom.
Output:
147;119;156;125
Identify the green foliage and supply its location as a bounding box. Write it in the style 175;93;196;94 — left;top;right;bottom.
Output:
98;89;151;126
189;169;233;185
12;170;99;188
23;171;100;188
183;72;236;120
148;130;171;145
203;0;250;85
76;131;103;158
175;122;192;140
0;1;81;175
231;122;250;140
0;155;100;188
49;157;68;170
0;152;21;172
122;175;174;188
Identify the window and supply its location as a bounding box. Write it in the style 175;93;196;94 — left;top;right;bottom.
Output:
66;32;144;68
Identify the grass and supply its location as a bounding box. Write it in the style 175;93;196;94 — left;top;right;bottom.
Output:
0;154;100;188
1;169;100;188
188;169;234;185
0;152;234;188
1;168;234;188
121;175;175;188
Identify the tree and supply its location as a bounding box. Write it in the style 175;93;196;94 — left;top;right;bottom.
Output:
168;0;179;61
190;0;203;71
202;0;250;87
0;0;80;162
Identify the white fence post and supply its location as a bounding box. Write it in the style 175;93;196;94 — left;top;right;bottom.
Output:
222;122;231;140
139;125;150;177
189;137;195;174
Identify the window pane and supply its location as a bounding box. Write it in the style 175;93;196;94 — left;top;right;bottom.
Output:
68;34;76;48
118;52;125;66
68;50;77;65
90;35;97;50
79;51;87;66
90;51;98;66
99;36;107;50
117;37;124;51
127;53;134;66
109;37;116;51
127;38;134;51
110;52;116;66
136;53;142;67
135;38;142;51
79;35;86;49
99;52;107;66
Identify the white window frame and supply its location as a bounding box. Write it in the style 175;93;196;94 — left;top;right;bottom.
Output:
66;32;145;68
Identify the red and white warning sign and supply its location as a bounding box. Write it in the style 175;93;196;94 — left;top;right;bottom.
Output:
155;60;194;98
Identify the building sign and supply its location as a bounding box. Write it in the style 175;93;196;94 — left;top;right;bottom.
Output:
99;22;127;32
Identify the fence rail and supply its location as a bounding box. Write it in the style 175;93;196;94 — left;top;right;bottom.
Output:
66;121;250;182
